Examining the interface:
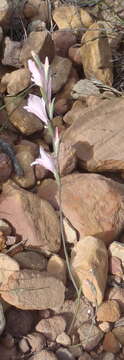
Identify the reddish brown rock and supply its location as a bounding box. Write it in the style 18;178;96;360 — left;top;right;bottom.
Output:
58;173;124;246
68;45;82;65
62;97;124;173
52;30;77;57
77;322;104;351
37;179;58;210
71;236;108;306
103;331;120;353
36;315;66;340
107;287;124;312
97;300;121;322
109;256;123;277
0;180;61;253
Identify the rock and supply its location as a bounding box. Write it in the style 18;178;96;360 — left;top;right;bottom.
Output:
107;288;124;312
112;326;124;345
77;322;104;351
0;152;12;182
36;315;66;340
56;332;71;346
63;217;78;245
37;179;58;210
59;141;77;176
23;0;42;18
53;6;93;30
101;354;116;360
14;251;47;271
1;333;14;349
71;79;100;100
99;1;124;48
54;67;79;115
0;253;20;289
0;26;3;42
68;45;82;66
19;30;55;66
0;180;61;253
0;219;12;235
4;96;43;135
0;344;18;360
71;236;108;306
47;254;67;285
56;347;75;360
60;297;93;331
2;37;22;68
97;300;121;322
6;307;36;336
28;350;58;360
62;97;124;173
13;140;38;188
103;331;120;353
63;100;87;126
51;56;72;94
109;256;123;278
19;337;30;353
1;68;31;95
52;30;77;57
109;242;124;267
80;21;113;85
0;302;6;335
27;19;46;33
23;0;49;23
24;331;46;352
99;322;111;333
0;0;12;26
0;231;6;251
58;173;124;246
78;354;92;360
1;270;65;311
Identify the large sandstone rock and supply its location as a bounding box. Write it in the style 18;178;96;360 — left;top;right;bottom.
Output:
62;97;124;173
53;6;93;30
80;21;113;85
1;68;31;95
58;173;124;246
1;270;65;311
71;236;108;306
4;96;43;135
0;180;61;253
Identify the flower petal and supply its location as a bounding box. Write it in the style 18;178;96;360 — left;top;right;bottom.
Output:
24;94;49;124
31;147;56;175
28;59;45;88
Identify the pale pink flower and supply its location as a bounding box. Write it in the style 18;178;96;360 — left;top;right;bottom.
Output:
28;54;51;102
31;146;56;174
24;94;49;125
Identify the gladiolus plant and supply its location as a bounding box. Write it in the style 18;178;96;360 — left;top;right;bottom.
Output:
24;52;79;296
